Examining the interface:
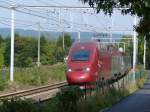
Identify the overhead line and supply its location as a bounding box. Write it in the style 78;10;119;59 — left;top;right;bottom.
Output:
14;7;94;28
0;16;38;23
0;5;131;33
35;0;62;5
14;5;94;9
50;0;63;5
0;16;61;28
0;5;102;31
9;5;129;9
0;20;38;27
0;0;16;5
35;0;53;6
22;7;59;20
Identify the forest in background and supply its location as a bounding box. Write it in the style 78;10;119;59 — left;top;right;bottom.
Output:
0;33;73;68
0;33;149;68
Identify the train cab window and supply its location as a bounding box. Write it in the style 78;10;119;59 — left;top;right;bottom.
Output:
72;50;90;61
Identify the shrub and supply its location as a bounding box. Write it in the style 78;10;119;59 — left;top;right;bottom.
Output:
56;86;84;112
14;63;66;86
0;76;7;91
0;49;4;68
0;98;38;112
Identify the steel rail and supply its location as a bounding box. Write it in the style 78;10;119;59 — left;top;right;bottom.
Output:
0;81;68;99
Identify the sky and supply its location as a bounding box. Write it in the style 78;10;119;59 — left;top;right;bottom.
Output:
0;0;137;34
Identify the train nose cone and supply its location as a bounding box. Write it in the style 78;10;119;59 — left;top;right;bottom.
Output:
67;72;91;84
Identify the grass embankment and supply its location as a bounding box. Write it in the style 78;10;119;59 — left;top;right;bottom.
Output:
78;67;147;112
0;66;147;112
126;66;147;93
0;63;66;91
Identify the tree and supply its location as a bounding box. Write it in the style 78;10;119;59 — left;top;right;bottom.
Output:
14;35;37;67
55;33;73;62
137;36;144;64
120;35;133;54
80;0;150;37
0;35;4;44
56;33;73;52
0;35;5;68
0;49;4;68
4;37;10;66
2;33;73;67
40;37;57;65
146;39;150;68
80;0;150;68
4;33;38;67
40;34;47;47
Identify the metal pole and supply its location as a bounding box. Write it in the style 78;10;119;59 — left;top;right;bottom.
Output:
110;11;114;42
10;7;15;82
77;13;83;42
69;10;73;31
143;36;146;69
37;22;41;67
124;43;125;52
78;31;80;42
133;16;137;82
118;43;120;49
62;31;65;49
59;8;65;49
136;37;138;58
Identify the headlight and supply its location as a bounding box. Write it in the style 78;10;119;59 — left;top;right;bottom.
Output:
85;67;90;72
68;69;72;72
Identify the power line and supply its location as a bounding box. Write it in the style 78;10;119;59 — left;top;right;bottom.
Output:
35;0;62;6
0;0;16;5
0;4;132;33
13;5;94;9
0;5;101;32
21;7;59;20
0;16;62;29
0;16;38;23
0;20;38;28
0;2;107;31
35;0;53;6
50;0;63;5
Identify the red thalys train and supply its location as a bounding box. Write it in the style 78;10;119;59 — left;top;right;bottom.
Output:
66;41;131;85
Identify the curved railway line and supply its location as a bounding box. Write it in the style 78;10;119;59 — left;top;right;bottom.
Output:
0;69;131;101
0;81;68;100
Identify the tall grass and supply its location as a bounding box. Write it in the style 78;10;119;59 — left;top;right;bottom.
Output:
0;63;66;91
0;87;129;112
14;63;66;86
77;87;129;112
0;71;147;112
0;98;39;112
0;66;147;112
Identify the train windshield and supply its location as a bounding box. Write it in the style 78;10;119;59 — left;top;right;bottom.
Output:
72;50;90;61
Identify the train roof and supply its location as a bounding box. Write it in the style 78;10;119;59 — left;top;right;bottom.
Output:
71;41;98;51
70;41;125;55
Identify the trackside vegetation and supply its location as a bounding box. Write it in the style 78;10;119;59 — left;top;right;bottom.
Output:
0;33;72;91
0;33;73;67
0;63;66;91
0;67;147;112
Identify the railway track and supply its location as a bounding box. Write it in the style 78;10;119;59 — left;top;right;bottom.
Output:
0;81;68;100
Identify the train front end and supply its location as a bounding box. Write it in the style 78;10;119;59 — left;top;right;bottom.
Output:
66;42;98;85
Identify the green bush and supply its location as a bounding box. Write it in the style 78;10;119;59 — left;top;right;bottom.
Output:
77;87;129;112
0;98;39;112
0;87;84;112
0;76;7;91
0;66;146;112
14;63;66;86
56;86;84;112
0;49;4;68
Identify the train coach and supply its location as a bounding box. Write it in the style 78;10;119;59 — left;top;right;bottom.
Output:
66;41;131;85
